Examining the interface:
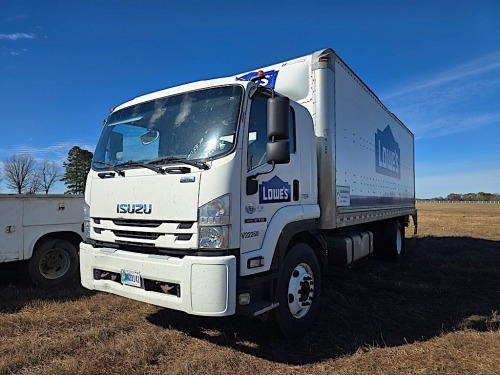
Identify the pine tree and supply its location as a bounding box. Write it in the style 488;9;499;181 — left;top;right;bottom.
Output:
61;146;93;194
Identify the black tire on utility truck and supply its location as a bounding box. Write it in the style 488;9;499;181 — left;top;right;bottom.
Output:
28;238;79;287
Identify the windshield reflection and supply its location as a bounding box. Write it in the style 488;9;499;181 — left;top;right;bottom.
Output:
93;85;243;170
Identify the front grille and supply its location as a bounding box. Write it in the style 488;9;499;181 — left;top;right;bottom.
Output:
111;219;162;227
113;230;161;240
91;218;197;252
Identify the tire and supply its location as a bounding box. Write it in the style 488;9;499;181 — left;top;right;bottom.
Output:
383;219;405;262
275;243;321;338
28;239;79;287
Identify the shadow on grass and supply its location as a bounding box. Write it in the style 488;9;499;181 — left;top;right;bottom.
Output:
147;236;500;365
0;263;94;313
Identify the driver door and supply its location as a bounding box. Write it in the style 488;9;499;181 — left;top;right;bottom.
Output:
240;94;300;254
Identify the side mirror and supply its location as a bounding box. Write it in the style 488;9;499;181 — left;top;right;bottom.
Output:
267;96;289;140
267;96;290;164
267;141;290;164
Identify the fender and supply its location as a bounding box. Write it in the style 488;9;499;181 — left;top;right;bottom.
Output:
239;204;320;276
23;225;85;260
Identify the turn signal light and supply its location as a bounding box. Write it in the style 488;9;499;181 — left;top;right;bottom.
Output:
247;256;264;269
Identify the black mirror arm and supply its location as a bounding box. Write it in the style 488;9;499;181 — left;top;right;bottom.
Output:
246;163;276;195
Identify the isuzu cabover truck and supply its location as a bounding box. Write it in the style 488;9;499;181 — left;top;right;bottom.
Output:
1;194;85;286
80;48;416;337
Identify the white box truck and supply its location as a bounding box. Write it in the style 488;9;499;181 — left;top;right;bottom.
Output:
1;194;85;286
80;48;417;337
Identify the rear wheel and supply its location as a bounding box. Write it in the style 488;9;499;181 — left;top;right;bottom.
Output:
28;239;79;287
275;243;321;338
384;219;405;261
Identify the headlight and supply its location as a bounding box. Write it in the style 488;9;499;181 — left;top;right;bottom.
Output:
199;194;230;224
83;202;90;221
198;195;230;249
206;199;226;217
199;226;228;249
83;202;91;238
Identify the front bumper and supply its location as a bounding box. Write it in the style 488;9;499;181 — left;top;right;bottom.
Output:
80;242;237;316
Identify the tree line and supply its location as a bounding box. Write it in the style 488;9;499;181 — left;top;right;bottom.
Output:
0;146;93;195
427;192;500;202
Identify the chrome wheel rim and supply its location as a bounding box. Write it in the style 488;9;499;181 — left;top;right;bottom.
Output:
287;262;315;319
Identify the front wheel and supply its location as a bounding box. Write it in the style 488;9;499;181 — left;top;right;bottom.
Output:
28;239;79;287
275;243;321;338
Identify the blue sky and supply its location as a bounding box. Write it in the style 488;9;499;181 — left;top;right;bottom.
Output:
0;0;499;198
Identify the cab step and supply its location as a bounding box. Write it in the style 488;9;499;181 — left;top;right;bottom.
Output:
251;301;280;316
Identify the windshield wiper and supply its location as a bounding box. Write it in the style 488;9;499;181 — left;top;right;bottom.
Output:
93;160;125;177
115;160;165;174
148;157;210;170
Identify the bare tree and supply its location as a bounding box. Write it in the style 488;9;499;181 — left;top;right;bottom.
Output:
3;154;38;194
26;171;43;194
39;160;60;194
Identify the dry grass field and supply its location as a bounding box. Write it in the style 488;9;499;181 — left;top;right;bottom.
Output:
1;203;499;374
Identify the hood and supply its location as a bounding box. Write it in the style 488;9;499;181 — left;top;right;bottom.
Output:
88;170;200;222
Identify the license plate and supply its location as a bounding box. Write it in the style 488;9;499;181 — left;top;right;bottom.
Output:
120;269;142;287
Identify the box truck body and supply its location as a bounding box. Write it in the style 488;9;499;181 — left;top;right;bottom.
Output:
0;194;85;286
80;48;416;337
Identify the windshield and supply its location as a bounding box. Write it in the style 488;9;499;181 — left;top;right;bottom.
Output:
93;85;243;170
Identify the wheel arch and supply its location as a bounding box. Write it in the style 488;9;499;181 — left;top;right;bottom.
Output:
33;231;84;255
272;220;327;272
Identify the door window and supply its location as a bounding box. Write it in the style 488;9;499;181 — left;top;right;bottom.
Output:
247;96;295;171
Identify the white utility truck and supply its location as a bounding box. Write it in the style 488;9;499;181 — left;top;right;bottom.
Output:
1;194;85;286
80;48;417;337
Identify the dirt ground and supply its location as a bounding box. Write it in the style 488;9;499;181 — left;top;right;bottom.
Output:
1;203;499;374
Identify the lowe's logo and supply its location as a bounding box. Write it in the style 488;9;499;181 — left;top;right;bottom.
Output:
116;203;152;214
375;125;401;179
259;176;291;204
237;70;279;88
